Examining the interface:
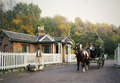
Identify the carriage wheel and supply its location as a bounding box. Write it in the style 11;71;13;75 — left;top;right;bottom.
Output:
101;54;105;67
101;60;105;67
97;61;100;69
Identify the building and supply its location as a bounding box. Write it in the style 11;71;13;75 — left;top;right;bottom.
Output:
0;26;73;62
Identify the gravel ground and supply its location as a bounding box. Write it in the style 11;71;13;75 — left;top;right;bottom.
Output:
1;59;120;83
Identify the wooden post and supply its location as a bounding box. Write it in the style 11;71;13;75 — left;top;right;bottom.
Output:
53;43;54;54
68;44;71;62
58;42;61;63
52;43;55;62
64;45;66;62
61;43;62;63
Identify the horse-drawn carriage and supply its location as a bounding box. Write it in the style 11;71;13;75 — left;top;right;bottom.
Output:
87;46;105;69
75;44;105;72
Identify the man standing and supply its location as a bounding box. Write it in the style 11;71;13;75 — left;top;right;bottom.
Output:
34;47;43;71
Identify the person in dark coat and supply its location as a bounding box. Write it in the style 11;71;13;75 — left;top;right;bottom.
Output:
89;43;95;58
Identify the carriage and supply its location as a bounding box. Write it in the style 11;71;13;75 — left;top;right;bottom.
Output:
75;44;105;72
86;46;105;69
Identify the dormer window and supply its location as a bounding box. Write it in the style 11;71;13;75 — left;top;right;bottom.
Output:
0;37;2;45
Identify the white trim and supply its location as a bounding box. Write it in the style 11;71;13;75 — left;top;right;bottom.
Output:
35;37;39;42
39;35;47;41
47;35;55;41
61;43;62;62
39;35;54;42
53;43;54;54
68;44;69;55
58;43;60;54
62;37;67;42
64;45;66;62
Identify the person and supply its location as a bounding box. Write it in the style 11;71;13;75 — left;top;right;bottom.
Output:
34;47;43;71
89;43;95;58
89;43;95;51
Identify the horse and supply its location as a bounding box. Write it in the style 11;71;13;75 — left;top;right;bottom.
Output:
75;43;90;72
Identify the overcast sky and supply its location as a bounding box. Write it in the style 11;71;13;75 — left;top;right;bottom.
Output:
2;0;120;27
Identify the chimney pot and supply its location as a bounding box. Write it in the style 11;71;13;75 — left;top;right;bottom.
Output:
36;25;45;37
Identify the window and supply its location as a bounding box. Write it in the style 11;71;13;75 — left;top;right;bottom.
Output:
42;45;51;53
4;44;8;52
22;45;30;53
0;37;2;45
0;37;2;40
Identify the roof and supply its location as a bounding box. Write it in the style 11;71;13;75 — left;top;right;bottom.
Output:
55;36;73;44
0;29;73;44
54;36;67;42
1;29;37;43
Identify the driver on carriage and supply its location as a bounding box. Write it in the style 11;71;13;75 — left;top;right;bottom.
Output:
89;43;95;58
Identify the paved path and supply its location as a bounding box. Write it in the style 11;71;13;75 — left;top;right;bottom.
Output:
2;59;120;83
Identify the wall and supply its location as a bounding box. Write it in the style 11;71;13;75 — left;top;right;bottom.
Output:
0;34;13;52
54;43;57;53
62;44;65;62
13;42;36;53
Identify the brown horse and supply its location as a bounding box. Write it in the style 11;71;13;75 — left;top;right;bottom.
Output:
75;44;90;72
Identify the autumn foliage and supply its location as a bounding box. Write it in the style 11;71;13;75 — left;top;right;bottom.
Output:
0;2;120;55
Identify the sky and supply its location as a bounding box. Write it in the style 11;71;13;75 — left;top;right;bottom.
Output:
2;0;120;27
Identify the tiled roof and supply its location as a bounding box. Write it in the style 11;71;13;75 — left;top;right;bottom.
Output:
1;29;73;44
54;36;67;42
1;29;37;43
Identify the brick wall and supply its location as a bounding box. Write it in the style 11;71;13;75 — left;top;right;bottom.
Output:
62;44;65;62
0;34;13;52
54;43;57;53
13;42;36;53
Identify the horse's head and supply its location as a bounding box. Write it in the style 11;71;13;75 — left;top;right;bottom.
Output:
75;43;82;55
75;43;79;55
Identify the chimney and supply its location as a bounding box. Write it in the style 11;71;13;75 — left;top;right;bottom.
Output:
36;25;45;37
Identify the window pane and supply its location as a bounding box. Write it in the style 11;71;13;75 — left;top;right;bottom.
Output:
42;45;51;53
27;45;30;53
22;45;30;53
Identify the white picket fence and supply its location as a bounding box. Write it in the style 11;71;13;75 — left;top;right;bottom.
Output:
0;52;62;70
0;52;76;70
65;54;77;62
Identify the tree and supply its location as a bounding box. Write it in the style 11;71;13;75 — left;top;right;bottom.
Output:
0;2;3;29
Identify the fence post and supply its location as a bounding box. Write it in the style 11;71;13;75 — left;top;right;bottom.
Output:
13;53;15;68
1;52;3;70
24;53;27;67
42;53;44;65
